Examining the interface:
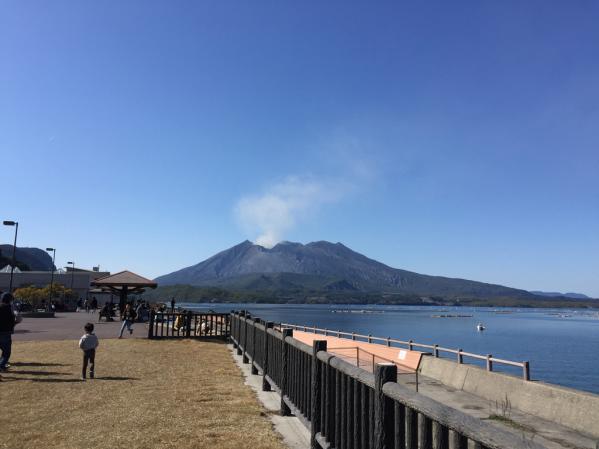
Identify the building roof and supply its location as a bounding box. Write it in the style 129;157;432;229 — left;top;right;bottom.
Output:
1;265;21;273
91;270;157;288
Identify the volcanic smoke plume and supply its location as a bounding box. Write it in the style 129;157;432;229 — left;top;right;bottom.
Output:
235;175;346;247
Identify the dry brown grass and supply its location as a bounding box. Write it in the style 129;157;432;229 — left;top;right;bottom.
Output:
0;339;286;449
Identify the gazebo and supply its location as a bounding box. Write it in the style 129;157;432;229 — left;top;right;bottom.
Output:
91;270;157;313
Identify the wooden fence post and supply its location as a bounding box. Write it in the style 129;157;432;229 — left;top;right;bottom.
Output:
251;317;259;374
374;363;397;449
432;421;448;449
280;328;293;416
417;413;432;449
242;312;251;364
230;312;236;346
405;407;418;449
448;430;467;449
185;311;192;338
236;312;244;356
262;322;273;391
523;361;530;381
148;310;155;339
310;340;327;449
231;312;237;348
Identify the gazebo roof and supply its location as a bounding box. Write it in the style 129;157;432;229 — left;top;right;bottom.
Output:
91;270;158;289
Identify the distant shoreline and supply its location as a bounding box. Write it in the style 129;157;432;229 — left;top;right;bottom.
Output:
143;285;599;309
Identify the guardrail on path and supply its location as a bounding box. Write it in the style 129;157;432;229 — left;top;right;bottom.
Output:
281;323;531;381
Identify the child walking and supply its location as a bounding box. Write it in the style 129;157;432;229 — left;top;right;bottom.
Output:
79;322;99;380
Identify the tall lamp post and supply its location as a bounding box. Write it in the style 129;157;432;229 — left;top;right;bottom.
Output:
3;220;19;292
46;248;56;309
67;261;75;298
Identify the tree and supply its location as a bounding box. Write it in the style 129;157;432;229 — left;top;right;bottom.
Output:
13;284;76;307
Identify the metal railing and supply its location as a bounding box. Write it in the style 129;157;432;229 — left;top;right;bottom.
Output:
230;311;546;449
328;345;420;391
281;323;531;381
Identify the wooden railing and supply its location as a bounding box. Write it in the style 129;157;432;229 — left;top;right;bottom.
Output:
147;310;230;339
281;323;531;381
230;311;546;449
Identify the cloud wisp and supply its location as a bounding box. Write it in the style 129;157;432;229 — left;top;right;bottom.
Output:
235;176;348;248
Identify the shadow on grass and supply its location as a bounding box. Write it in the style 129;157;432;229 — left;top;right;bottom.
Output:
8;370;69;376
94;376;140;381
11;362;71;367
0;376;84;383
1;374;139;382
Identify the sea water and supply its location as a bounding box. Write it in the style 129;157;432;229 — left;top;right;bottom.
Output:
181;303;599;395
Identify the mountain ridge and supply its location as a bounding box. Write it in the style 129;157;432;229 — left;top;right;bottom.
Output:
0;245;54;271
529;291;589;300
155;240;540;299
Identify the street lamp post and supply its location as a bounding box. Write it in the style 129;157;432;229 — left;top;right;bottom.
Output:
46;248;56;309
3;220;19;292
67;261;75;296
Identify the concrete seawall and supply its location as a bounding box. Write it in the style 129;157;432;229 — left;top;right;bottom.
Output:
419;356;599;438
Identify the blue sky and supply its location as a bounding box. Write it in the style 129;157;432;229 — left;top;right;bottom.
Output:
1;1;598;296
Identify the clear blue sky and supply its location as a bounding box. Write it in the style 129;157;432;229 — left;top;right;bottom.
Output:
1;1;598;296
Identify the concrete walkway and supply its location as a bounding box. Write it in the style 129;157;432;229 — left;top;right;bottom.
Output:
410;374;596;449
230;344;310;449
13;311;144;341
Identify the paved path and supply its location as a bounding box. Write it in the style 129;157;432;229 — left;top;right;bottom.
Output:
13;312;145;341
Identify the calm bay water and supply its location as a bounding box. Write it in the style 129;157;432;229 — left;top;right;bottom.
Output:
181;303;599;395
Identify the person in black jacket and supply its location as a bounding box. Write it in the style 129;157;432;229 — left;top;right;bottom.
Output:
0;292;16;371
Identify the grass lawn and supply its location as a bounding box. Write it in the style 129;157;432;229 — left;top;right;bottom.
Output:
0;339;286;449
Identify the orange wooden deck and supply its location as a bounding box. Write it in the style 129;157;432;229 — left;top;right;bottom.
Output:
292;330;424;374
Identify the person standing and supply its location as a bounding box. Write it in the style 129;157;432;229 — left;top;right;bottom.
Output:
0;293;16;372
118;303;136;338
91;297;98;313
170;297;176;312
79;322;99;380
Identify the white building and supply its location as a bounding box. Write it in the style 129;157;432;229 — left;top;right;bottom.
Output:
0;266;110;299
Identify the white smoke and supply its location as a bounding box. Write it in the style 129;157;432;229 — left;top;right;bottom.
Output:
235;176;346;248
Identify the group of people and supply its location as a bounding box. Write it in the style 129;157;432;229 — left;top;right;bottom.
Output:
76;297;98;313
0;290;162;380
0;292;182;380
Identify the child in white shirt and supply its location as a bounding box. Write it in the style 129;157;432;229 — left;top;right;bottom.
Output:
79;322;99;380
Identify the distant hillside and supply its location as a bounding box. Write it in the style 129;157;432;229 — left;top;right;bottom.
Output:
530;291;590;300
0;245;54;271
156;240;540;300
